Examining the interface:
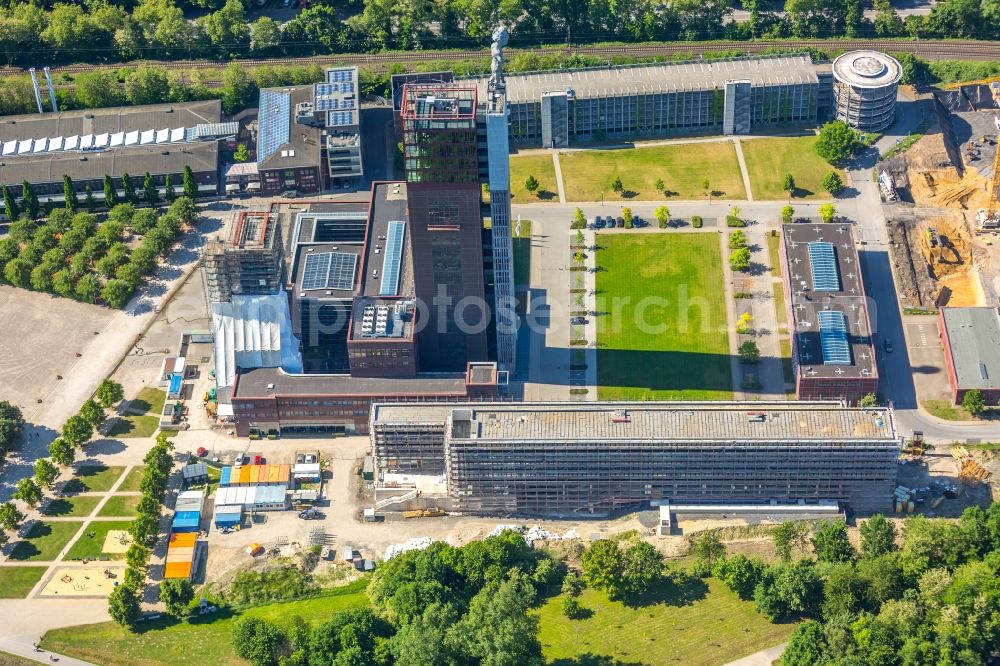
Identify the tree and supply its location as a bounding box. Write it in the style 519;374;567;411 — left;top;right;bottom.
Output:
611;176;624;195
782;173;796;199
103;175;118;207
524;174;539;195
49;438;75;467
13;477;42;508
622;541;663;595
655;178;665;193
250;16;282;52
773;521;807;561
2;184;18;221
729;230;748;249
449;575;543;665
561;597;585;619
781;205;795;224
812;521;855;563
860;515;897;558
84;184;96;212
108;584;141;629
571;207;587;230
4;258;31;288
29;264;53;292
729;247;751;272
622;207;633;229
691;531;726;565
143;172;158;206
234;144;251;163
169;196;197;225
160;578;194;617
581;539;626;598
561;571;584;597
0;501;24;531
63;175;79;212
702;179;710;199
164;174;176;202
739;340;761;364
124;65;170;106
822;171;844;195
183;166;198;199
21;181;39;219
783;620;826;666
79;399;106;429
819;204;836;224
389;602;462;666
33;458;59;489
963;389;986;416
815;121;857;164
655;205;670;228
75;70;126;109
736;312;753;334
0;401;24;457
221;62;256;116
714;554;763;600
121;173;136;205
96;379;125;409
859;392;878;408
62;414;94;447
200;0;250;54
102;278;134;308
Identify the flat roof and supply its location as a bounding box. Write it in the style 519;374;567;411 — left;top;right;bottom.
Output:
783;224;877;380
233;366;472;398
291;243;363;299
361;183;413;299
258;85;321;171
832;51;902;88
372;401;899;442
941;307;1000;390
468;55;820;105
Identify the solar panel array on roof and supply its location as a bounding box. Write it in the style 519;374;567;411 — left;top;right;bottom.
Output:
819;310;852;365
327;69;352;83
257;90;291;164
380;221;406;297
808;242;840;292
301;251;357;291
327;111;355;127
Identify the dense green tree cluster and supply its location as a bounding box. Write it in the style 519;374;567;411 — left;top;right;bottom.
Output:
0;400;24;460
713;505;1000;665
0;197;192;309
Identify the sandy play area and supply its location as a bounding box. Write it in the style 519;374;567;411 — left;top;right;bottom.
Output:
40;566;126;597
102;530;132;554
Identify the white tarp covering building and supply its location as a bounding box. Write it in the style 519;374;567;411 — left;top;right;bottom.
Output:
212;295;302;388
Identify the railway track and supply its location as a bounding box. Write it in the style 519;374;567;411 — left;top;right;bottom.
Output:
4;39;1000;80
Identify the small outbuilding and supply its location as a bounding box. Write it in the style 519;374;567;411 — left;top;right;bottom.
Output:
175;490;205;513
181;463;209;487
214;504;243;529
172;511;201;533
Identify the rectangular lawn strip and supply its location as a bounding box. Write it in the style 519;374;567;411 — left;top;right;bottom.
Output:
133;387;167;415
767;233;782;275
64;521;134;561
513;219;532;286
536;578;797;666
509;154;559;203
9;521;84;562
65;465;126;493
42;495;102;518
117;466;146;493
107;414;161;438
741;135;844;200
559;142;745;201
42;581;368;666
97;495;141;517
0;651;41;666
0;566;48;598
597;233;732;400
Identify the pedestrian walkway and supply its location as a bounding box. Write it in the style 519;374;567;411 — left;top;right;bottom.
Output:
552;152;567;204
733;138;755;202
719;232;744;399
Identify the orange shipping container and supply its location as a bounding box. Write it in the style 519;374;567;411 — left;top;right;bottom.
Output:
279;464;290;483
268;465;280;484
169;532;197;547
164;562;192;579
249;466;261;484
239;466;251;485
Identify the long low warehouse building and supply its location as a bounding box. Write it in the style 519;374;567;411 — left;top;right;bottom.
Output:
370;401;901;517
214;484;288;511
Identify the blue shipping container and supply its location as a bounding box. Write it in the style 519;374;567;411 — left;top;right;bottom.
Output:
172;517;200;532
174;511;201;522
220;466;231;486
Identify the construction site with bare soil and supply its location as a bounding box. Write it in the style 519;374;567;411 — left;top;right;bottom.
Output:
881;83;1000;309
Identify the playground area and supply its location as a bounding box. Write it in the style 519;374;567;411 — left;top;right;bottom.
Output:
101;530;132;555
39;565;125;597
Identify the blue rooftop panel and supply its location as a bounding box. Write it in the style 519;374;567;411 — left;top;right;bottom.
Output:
380;221;406;297
257;90;291;164
818;310;852;365
808;242;840;292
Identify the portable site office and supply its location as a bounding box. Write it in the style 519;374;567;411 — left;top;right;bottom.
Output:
214;484;288;511
164;532;199;580
172;510;201;533
214;504;243;528
175;490;205;513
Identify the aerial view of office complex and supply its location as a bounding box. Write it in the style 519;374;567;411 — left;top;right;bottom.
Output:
0;2;999;663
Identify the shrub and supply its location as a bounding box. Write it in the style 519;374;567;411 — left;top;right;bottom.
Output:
822;171;844;195
726;216;746;228
691;216;703;228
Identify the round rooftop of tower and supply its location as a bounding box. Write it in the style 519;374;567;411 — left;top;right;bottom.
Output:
831;50;902;88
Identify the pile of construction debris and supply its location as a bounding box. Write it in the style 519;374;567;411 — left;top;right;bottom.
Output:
952;445;993;482
487;524;580;544
384;537;435;560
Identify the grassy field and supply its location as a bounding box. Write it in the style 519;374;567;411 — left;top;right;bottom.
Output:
510;154;559;203
64;521;133;561
42;581;369;666
0;566;48;598
742;136;845;200
97;495;141;517
537;578;796;666
117;466;145;493
109;388;166;438
42;495;102;518
0;651;39;666
596;234;732;400
65;465;125;493
513;219;532;286
559;142;745;201
767;233;782;275
10;521;83;562
921;400;978;421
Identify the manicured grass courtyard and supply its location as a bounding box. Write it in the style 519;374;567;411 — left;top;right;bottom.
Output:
513;219;532;286
0;650;39;665
509;154;559;203
559;142;746;201
42;581;369;666
9;521;83;562
108;388;166;438
537;578;797;666
97;495;141;517
42;495;102;518
64;520;133;561
741;135;845;200
0;566;48;598
596;233;732;400
117;466;145;492
64;465;125;493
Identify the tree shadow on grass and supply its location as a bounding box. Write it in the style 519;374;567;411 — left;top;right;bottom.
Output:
41;499;75;516
537;190;557;200
620;574;708;609
551;655;644;666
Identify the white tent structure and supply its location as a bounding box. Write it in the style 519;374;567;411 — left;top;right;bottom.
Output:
212;295;302;387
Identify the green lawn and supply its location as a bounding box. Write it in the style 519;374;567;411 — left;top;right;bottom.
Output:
117;466;146;493
42;495;102;518
537;578;796;666
509;154;559;203
559;142;746;201
0;650;40;666
64;521;133;561
767;233;782;276
65;465;125;493
9;521;83;562
513;219;532;286
42;581;369;666
742;136;845;200
133;387;167;414
597;233;732;400
108;388;166;438
921;400;974;421
0;566;48;598
97;495;141;517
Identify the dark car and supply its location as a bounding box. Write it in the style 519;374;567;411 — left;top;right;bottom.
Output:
616;217;624;228
594;216;605;229
883;339;893;353
571;317;588;325
298;508;323;520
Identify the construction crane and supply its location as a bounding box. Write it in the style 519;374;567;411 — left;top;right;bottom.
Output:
975;115;1000;232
